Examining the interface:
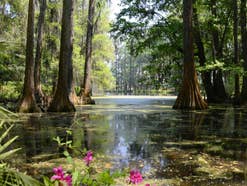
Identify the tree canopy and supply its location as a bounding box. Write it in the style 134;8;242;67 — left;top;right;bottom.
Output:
1;0;247;111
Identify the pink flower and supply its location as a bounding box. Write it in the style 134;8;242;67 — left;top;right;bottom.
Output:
64;175;72;186
83;151;93;166
51;166;64;180
129;170;143;184
51;166;72;186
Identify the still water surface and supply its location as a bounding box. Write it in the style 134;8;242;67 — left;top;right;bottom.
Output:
11;96;247;185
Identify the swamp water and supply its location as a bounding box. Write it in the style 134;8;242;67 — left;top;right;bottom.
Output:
9;96;247;185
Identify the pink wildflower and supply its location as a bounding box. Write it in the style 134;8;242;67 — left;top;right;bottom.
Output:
64;175;72;186
83;151;93;166
51;166;72;186
129;170;143;184
51;166;64;180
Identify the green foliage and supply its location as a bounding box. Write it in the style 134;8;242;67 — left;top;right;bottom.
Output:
93;62;116;93
0;114;21;160
71;0;116;95
0;82;23;102
111;0;184;94
0;0;27;78
0;0;116;101
0;164;42;186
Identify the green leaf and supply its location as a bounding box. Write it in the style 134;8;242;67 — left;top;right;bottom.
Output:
0;136;19;154
72;170;80;185
63;150;70;157
43;176;52;186
0;165;43;186
66;130;72;135
0;124;14;144
0;148;21;160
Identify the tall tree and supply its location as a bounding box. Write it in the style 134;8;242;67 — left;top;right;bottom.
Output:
233;0;240;103
173;0;207;109
240;0;247;103
210;0;227;102
81;0;95;104
193;7;215;103
48;0;76;112
18;0;40;113
34;0;47;109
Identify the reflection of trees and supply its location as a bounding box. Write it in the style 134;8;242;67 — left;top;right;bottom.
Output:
71;113;89;154
233;108;244;137
189;111;205;140
14;113;75;162
148;111;206;142
23;116;42;159
9;104;247;176
71;113;113;154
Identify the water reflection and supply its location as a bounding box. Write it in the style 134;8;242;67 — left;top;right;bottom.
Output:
8;98;247;185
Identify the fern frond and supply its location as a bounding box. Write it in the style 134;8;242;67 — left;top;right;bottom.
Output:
0;125;14;144
0;164;43;186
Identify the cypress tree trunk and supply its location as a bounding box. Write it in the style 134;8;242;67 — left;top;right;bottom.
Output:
48;0;75;112
193;7;214;103
173;0;207;110
233;0;240;104
210;0;227;102
34;0;47;110
240;0;247;103
18;0;40;113
81;0;95;104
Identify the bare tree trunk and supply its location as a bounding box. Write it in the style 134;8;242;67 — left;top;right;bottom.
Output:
81;0;95;104
114;40;119;94
173;0;207;110
233;0;240;104
240;0;247;103
193;7;214;103
48;0;75;112
34;0;47;110
210;0;227;102
18;0;40;113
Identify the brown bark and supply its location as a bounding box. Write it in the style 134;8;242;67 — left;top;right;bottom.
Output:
173;0;207;110
193;8;214;103
70;80;79;104
81;0;95;104
34;0;47;110
233;0;240;103
240;0;247;103
18;0;40;113
48;0;75;112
